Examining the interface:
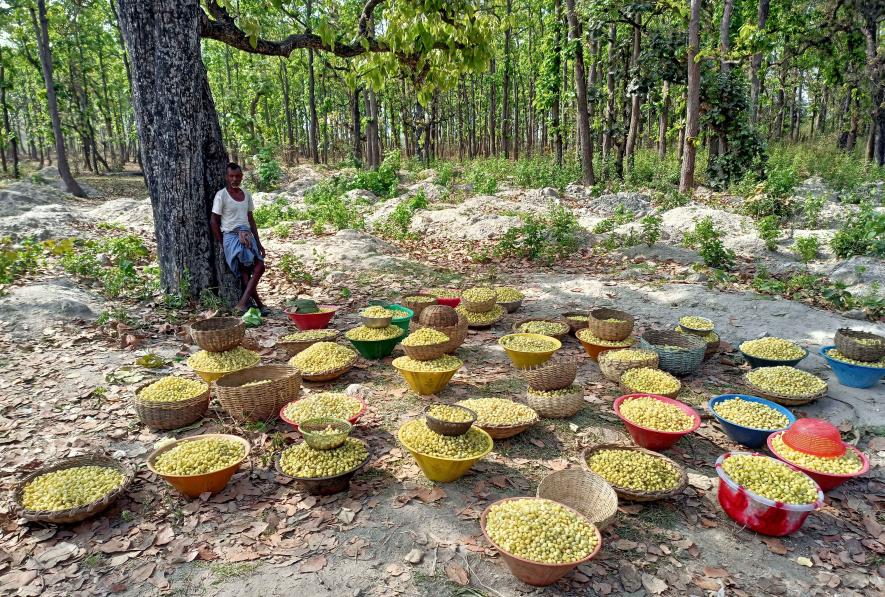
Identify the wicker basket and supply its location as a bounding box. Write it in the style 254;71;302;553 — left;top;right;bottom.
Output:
418;305;460;327
742;372;828;406
598;349;659;383
588;308;635;342
522;358;579;391
498;299;523;313
402;294;436;319
190;317;245;352
476;413;539;439
300;361;356;383
134;380;211;430
402;341;450;362
276;330;341;358
619;376;681;399
412;314;469;354
511;318;571;340
14;454;134;524
702;332;721;360
561;312;589;334
424;404;477;436
462;295;497;313
300;418;353;450
524;386;585;418
835;328;885;362
537;469;618;530
640;331;706;376
214;365;301;422
581;444;687;502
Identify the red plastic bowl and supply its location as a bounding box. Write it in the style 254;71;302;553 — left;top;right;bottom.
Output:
715;452;823;536
279;395;367;431
614;394;701;451
481;497;603;586
435;297;461;308
286;305;338;330
766;431;870;492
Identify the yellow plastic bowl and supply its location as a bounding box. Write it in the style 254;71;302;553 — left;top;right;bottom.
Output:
397;426;493;483
499;334;562;369
393;364;461;396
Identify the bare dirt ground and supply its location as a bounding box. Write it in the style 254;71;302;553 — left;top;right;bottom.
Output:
0;169;883;597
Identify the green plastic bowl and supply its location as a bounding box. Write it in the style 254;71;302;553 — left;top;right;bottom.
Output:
387;305;414;335
347;332;403;360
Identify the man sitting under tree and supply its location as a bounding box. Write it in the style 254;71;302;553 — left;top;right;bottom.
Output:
211;162;268;315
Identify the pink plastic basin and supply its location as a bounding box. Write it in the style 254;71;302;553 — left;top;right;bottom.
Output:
613;394;701;451
715;452;823;536
766;431;870;492
286;305;338;330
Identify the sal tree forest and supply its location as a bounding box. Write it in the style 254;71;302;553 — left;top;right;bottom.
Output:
1;0;884;299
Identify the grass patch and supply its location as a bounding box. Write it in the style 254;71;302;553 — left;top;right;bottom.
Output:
207;562;257;583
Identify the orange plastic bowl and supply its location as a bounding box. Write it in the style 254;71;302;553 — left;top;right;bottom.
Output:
146;434;250;498
481;497;603;586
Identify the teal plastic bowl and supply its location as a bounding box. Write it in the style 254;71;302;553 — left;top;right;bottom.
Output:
387;305;414;335
348;332;403;360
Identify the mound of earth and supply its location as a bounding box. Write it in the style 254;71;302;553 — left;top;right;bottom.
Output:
408;196;523;240
89;198;154;229
0;277;103;341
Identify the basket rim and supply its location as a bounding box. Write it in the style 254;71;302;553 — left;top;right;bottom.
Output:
480;497;603;567
13;453;135;519
766;431;871;479
741;371;828;401
511;318;571;336
274;439;370;481
345;328;405;344
300;417;354;433
575;328;636;348
190;316;244;332
614;393;701;436
188;350;260;375
391;356;463;374
134;378;210;404
739;342;809;364
715;451;824;510
424;404;478;426
706;394;796;432
598;348;659;363
581;443;688;499
522;356;582;372
461;307;506;328
277;329;340;344
279;394;367;430
145;434;251;479
498;333;563;354
215;364;301;388
589;307;634;322
497;298;524;307
641;330;707;351
535;469;619;524
835;327;885;342
397;423;493;462
676;316;715;333
820;346;885;371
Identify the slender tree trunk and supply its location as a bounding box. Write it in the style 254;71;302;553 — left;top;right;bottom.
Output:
308;50;319;163
117;0;238;303
749;0;770;125
351;87;362;164
502;0;512;158
717;0;733;155
367;88;381;168
279;60;295;163
566;0;594;184
0;51;19;178
658;81;670;158
624;17;642;166
679;0;702;194
552;0;563;167
847;94;859;152
860;7;885;165
30;0;85;197
817;86;829;134
602;23;616;163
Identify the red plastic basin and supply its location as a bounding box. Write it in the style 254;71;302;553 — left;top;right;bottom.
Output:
436;297;461;308
715;452;823;536
766;431;870;492
286;305;338;330
613;394;701;451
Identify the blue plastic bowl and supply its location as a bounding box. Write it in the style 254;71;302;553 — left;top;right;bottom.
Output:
820;346;885;389
707;394;796;448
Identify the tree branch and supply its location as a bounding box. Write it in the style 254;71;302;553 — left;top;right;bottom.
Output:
359;0;385;37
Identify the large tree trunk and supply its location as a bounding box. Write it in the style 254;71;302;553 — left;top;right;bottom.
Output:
860;6;885;165
624;17;642;166
31;0;85;197
679;0;702;194
0;50;19;178
749;0;770;125
117;0;238;303
566;0;594;184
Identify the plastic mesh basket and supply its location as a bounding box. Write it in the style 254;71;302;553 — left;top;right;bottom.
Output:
782;419;845;457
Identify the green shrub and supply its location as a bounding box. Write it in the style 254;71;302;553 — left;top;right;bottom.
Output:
351;150;400;198
279;253;313;284
377;191;428;239
435;162;454;187
652;189;690;210
743;190;795;219
592;219;615;234
683;216;735;270
756;216;780;251
640;215;662;247
253;147;283;191
802;195;825;228
253;198;301;228
794;236;820;264
0;238;42;284
304;181;365;231
495;204;580;263
831;203;885;259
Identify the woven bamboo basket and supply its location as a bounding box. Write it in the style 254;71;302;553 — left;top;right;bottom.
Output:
702;332;721;360
424;404;477;436
521;358;579;391
511;318;571;340
411;314;469;354
134;380;211;430
461;293;497;313
524;386;585;418
214;365;301;422
276;330;340;358
464;308;505;329
537;469;618;530
300;418;353;450
300;361;356;382
475;412;539;439
619;374;681;399
402;294;436;319
587;308;635;342
581;444;687;502
14;454;134;524
639;331;706;376
598;349;659;383
418;305;460;327
835;328;885;362
742;372;828;406
402;340;450;362
561;312;590;334
189;317;245;352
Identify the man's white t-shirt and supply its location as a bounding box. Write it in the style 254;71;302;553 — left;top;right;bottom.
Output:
212;188;254;232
